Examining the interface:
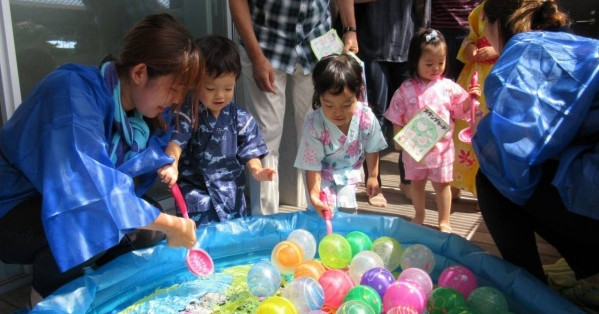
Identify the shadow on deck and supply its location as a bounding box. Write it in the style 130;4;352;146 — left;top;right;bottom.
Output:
281;148;561;264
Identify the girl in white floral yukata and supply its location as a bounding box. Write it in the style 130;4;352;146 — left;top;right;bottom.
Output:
294;54;388;218
385;29;480;233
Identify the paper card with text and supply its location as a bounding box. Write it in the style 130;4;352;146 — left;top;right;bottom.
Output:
310;29;344;60
393;107;450;162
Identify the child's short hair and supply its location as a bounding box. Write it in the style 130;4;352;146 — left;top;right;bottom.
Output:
407;29;448;78
312;54;364;110
195;35;241;79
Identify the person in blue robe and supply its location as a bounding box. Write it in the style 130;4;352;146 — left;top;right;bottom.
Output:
0;14;202;307
472;0;599;310
158;36;274;225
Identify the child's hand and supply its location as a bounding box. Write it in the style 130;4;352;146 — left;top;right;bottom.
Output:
158;163;178;188
311;192;332;219
462;84;480;114
253;167;276;181
394;142;402;151
468;84;481;100
365;177;381;199
247;158;276;181
475;46;498;62
465;42;478;62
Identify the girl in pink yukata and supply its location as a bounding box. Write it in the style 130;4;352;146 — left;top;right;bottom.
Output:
384;29;480;233
294;54;388;218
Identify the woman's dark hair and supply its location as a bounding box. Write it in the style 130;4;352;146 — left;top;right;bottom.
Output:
312;54;364;110
407;28;448;78
484;0;569;44
115;13;203;130
196;35;241;79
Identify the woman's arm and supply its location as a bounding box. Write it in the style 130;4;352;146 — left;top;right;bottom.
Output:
144;212;196;248
228;0;276;93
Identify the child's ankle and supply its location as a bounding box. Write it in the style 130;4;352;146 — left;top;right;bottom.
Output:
411;215;425;225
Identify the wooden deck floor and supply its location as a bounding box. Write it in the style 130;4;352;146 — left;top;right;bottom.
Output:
0;149;562;313
282;148;562;264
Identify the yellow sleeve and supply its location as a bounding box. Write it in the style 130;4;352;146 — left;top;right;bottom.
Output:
457;3;484;64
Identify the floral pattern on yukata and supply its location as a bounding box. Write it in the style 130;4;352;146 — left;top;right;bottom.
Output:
294;102;387;210
385;78;470;170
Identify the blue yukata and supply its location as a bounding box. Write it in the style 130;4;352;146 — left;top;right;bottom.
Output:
171;100;269;224
294;102;388;211
0;63;172;272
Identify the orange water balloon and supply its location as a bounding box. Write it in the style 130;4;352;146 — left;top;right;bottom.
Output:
271;240;305;275
294;260;327;280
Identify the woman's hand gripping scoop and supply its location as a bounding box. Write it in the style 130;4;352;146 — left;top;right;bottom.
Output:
171;184;215;276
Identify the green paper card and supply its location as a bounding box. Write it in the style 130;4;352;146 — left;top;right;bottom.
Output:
393;107;450;162
310;29;344;60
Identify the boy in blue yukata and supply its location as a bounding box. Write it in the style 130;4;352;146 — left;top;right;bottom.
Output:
159;35;275;225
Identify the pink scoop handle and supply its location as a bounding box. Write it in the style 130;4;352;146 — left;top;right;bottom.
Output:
458;71;480;144
469;71;479;125
170;184;214;276
319;191;333;235
171;184;189;219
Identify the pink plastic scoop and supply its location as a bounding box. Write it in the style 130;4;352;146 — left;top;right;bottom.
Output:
319;190;333;235
458;71;480;144
171;184;214;276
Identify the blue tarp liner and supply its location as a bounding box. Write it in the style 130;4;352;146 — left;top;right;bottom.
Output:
31;211;583;313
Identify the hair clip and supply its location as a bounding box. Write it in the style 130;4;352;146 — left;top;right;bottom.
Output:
425;30;438;42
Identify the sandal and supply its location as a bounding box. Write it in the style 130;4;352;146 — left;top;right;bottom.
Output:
439;223;453;233
368;192;387;207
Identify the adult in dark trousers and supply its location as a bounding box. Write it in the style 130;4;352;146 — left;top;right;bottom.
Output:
431;0;481;82
347;0;431;204
229;0;359;215
473;0;599;311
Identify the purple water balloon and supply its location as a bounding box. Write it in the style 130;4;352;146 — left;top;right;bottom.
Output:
359;266;395;300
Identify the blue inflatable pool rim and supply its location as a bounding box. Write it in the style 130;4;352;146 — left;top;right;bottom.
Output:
32;211;583;313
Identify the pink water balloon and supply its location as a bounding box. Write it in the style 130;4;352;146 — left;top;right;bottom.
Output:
382;280;427;313
398;267;433;297
318;269;355;311
437;265;478;298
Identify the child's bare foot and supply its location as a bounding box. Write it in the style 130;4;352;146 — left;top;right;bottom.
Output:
439;223;453;233
368;192;387;207
411;215;424;225
451;187;461;200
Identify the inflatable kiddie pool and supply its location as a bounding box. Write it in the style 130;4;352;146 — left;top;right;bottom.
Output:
31;211;583;313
